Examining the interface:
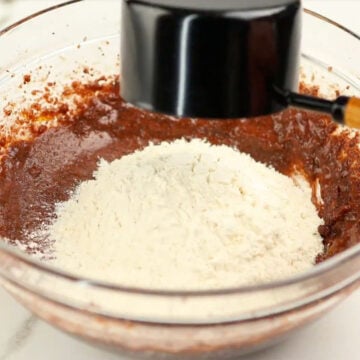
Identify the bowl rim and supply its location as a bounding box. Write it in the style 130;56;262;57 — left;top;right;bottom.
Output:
0;1;359;298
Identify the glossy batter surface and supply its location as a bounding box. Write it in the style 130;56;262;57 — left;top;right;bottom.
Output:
0;79;359;261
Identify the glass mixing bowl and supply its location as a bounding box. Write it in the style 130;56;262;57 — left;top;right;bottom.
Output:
0;1;359;358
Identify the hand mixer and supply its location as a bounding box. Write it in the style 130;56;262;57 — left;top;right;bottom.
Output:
120;0;360;128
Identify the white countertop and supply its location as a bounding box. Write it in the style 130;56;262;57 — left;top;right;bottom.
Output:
1;1;360;359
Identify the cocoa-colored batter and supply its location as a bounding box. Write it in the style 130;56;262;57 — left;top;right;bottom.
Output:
0;78;359;262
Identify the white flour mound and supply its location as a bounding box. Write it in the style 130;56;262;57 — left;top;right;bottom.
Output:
48;139;323;290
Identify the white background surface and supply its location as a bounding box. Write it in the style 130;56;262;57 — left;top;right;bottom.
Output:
0;1;360;359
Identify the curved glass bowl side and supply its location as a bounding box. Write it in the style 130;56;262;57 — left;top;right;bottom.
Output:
301;9;360;96
2;275;355;358
0;239;360;324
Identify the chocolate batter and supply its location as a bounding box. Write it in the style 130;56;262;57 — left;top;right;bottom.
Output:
0;78;359;262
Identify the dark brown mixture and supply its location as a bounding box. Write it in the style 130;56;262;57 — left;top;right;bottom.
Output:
0;78;360;262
